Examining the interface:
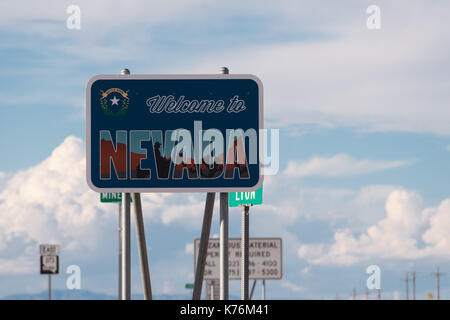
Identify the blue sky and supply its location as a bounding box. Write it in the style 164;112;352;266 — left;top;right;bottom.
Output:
1;0;450;300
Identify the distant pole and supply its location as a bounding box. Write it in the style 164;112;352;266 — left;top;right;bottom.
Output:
437;267;440;300
405;272;409;300
241;205;250;300
432;266;445;300
412;272;416;300
192;192;216;300
48;275;51;300
219;66;229;301
377;288;381;300
352;288;356;300
365;287;369;300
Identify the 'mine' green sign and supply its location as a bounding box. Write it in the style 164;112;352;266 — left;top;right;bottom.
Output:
229;186;263;207
100;192;132;203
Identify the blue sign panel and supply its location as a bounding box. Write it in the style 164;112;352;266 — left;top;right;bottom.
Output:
86;75;263;192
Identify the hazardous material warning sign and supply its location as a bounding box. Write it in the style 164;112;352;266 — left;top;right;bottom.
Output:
194;238;282;280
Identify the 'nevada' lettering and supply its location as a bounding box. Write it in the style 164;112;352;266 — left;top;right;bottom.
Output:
100;130;127;179
99;122;254;181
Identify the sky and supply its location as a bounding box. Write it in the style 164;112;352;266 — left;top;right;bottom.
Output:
1;0;450;300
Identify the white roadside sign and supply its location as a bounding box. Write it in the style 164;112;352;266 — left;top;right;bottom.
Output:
40;244;60;256
194;238;282;280
39;244;60;275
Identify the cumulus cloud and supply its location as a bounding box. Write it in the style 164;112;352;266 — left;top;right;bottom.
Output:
283;154;411;177
0;136;206;275
298;189;450;265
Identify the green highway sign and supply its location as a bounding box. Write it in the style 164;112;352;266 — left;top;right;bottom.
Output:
185;283;194;289
100;192;132;203
229;186;263;207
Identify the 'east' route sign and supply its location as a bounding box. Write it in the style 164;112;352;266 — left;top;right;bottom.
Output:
86;75;263;192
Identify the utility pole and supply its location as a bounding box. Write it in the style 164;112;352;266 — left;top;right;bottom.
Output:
411;272;417;300
432;266;445;300
352;288;356;300
404;272;409;300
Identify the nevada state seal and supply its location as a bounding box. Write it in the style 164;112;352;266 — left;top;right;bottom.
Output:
100;88;130;116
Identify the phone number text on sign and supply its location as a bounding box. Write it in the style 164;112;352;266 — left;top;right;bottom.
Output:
194;238;282;280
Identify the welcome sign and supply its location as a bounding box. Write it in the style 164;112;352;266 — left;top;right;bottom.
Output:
86;75;263;192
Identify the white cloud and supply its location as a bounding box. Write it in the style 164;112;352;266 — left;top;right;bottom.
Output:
185;243;194;255
183;2;450;135
298;189;450;265
0;136;206;275
281;280;305;292
2;1;450;135
283;154;411;177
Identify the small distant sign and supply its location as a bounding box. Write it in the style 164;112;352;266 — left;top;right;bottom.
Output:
40;244;60;275
100;192;132;203
229;185;263;207
40;244;60;256
194;238;282;280
40;256;59;274
185;283;194;289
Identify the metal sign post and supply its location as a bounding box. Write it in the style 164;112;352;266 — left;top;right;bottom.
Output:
132;192;152;300
262;279;266;300
230;186;263;300
121;192;131;300
192;192;215;300
219;66;230;301
249;280;257;300
100;192;131;299
118;201;122;300
241;205;250;300
220;192;229;300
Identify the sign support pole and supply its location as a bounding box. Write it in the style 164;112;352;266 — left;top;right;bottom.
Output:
249;280;257;300
219;66;230;301
219;192;229;300
241;205;250;300
192;192;216;300
121;192;131;300
132;193;152;300
262;279;266;300
48;275;51;300
118;201;122;300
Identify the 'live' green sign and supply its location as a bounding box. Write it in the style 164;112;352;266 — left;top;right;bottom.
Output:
229;186;263;207
100;192;132;203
